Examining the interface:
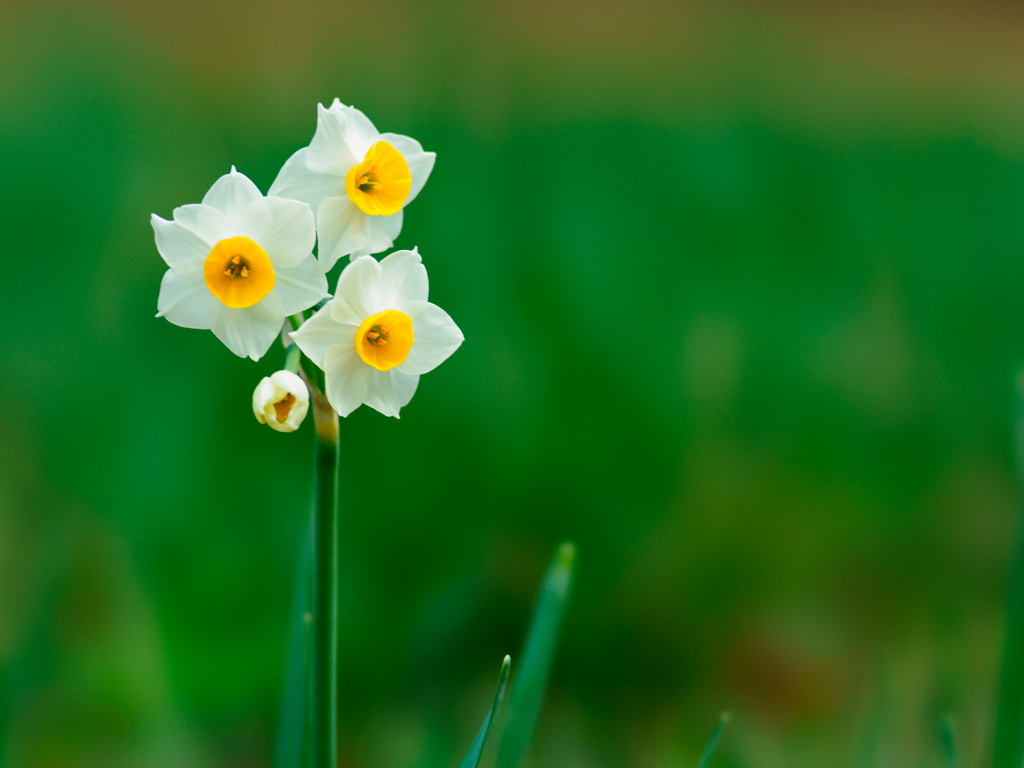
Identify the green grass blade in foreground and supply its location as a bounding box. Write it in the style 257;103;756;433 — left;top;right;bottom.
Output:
695;712;731;768
459;655;512;768
939;714;962;768
274;521;314;768
992;371;1024;768
495;542;576;768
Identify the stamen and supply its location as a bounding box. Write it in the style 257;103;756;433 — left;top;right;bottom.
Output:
354;309;414;371
358;171;381;193
223;254;252;280
365;324;390;345
345;142;412;215
204;235;275;309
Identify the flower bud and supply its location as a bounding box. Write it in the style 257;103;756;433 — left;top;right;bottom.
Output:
253;370;309;432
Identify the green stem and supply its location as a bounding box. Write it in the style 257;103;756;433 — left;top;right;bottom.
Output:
310;394;339;768
284;343;302;375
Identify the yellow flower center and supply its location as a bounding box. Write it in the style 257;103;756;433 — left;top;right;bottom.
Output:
203;236;275;309
345;141;412;216
355;309;414;371
273;393;297;423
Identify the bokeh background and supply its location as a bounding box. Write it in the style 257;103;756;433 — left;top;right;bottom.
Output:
3;1;1024;766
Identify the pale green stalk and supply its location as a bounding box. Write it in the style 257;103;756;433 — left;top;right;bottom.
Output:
310;391;339;768
284;343;302;374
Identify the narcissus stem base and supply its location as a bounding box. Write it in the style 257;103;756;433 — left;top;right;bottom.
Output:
311;392;339;768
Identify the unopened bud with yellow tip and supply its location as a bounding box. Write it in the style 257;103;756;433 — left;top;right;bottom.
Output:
253;370;309;432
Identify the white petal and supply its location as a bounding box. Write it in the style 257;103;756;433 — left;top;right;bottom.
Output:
291;304;351;369
202;168;264;226
334;256;384;318
328;294;367;327
208;293;285;361
378;132;435;205
281;401;309;431
332;104;381;157
253;370;310;432
273;254;330;315
306;103;364;176
316;196;368;271
252;377;278;423
269;147;345;213
399;300;464;375
353;209;402;258
324;344;373;417
156;271;214;329
268;370;310;431
269;369;308;399
364;370;419;418
152;214;208;280
404;152;435;205
376;249;428;307
241;196;316;268
172;203;233;245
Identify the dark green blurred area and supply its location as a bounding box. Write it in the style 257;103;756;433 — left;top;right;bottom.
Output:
3;1;1024;766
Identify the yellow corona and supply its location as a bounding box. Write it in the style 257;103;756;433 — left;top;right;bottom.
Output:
354;309;414;371
203;236;276;309
345;141;412;216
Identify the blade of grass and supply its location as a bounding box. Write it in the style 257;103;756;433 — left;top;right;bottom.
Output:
939;713;962;768
459;656;512;768
991;371;1024;768
274;520;314;768
696;712;731;768
495;542;576;768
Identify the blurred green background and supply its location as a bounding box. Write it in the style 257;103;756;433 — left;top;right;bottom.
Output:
3;1;1024;766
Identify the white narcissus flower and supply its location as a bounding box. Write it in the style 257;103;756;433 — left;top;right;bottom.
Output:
290;250;463;418
253;370;310;432
153;167;329;361
269;100;436;272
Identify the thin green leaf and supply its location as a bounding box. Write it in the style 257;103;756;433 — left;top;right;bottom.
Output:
696;712;731;768
992;371;1024;768
459;656;512;768
495;542;576;768
274;521;314;768
939;713;962;768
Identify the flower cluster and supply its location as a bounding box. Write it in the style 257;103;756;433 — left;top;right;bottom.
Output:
152;102;463;428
